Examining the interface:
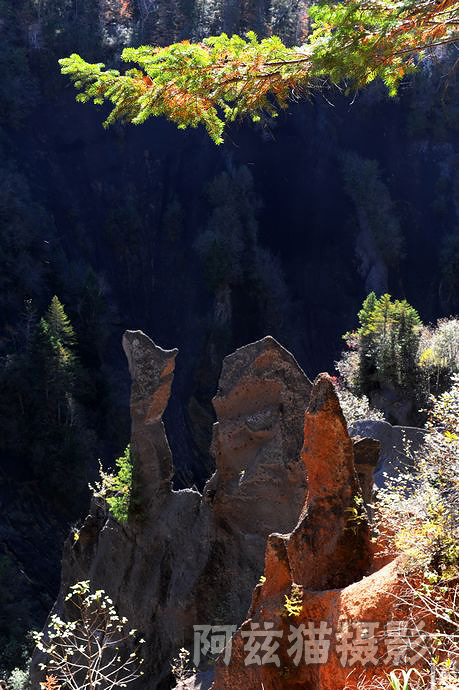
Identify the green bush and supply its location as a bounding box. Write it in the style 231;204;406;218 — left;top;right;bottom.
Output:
91;445;132;524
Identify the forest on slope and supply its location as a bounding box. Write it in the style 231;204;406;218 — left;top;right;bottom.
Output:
1;0;459;677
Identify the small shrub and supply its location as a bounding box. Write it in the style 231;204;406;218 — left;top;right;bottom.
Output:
418;318;459;394
282;584;303;619
388;669;423;690
91;445;132;523
171;648;196;684
7;667;30;690
335;346;360;391
34;580;144;690
345;494;367;534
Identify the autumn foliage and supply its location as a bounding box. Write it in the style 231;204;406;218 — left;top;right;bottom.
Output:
41;676;60;690
60;1;459;142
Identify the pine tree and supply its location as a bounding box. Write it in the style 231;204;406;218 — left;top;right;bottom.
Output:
350;293;423;398
357;292;377;335
30;297;78;427
45;295;75;348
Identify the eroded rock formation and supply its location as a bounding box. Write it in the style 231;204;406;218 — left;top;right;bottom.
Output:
200;336;311;613
35;332;421;690
210;377;405;690
122;331;178;521
286;375;372;591
211;555;410;690
33;332;311;689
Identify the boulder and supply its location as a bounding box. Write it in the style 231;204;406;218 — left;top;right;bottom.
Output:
350;420;426;487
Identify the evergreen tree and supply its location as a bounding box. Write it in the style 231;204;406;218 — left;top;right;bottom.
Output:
342;153;404;267
30;297;78;428
45;295;75;347
357;292;378;335
346;293;423;400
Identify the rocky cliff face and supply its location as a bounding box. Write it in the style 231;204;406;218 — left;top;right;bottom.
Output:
34;338;420;690
210;377;408;690
115;0;309;47
33;331;311;688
